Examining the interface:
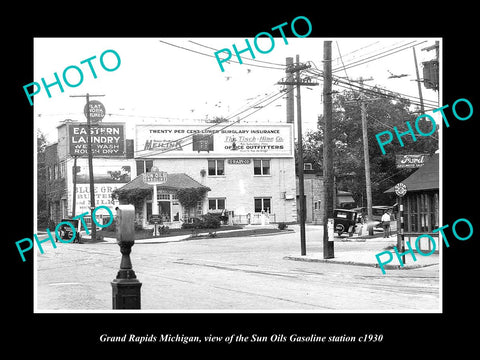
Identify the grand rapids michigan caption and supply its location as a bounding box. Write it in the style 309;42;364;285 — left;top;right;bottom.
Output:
99;333;382;344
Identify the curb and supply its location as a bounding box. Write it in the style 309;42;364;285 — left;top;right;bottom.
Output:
283;255;438;270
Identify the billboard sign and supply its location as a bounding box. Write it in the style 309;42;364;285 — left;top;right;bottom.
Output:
68;123;125;157
135;124;293;158
74;164;131;184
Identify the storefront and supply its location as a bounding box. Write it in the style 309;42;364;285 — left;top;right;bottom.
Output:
116;172;210;228
385;153;440;253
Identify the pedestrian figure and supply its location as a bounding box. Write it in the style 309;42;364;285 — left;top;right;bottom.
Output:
381;209;391;238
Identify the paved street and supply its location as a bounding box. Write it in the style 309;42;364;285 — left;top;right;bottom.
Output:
36;225;440;312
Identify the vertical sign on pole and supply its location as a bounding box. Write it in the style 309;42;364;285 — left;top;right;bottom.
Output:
70;93;105;240
395;183;408;264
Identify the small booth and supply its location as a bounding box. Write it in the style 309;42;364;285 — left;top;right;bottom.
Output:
385;153;439;253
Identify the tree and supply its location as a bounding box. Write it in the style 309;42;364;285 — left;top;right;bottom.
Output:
303;89;438;206
37;130;49;227
111;188;152;210
176;187;210;219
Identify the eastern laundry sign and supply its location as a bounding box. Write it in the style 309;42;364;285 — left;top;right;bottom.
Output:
135;124;294;158
68;123;125;157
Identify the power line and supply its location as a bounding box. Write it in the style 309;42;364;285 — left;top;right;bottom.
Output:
305;65;438;108
335;41;354;92
331;40;426;73
330;40;381;63
188;40;286;67
158;40;285;71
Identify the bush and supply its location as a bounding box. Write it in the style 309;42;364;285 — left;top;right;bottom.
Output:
181;218;202;229
181;214;221;230
278;222;288;230
200;213;221;229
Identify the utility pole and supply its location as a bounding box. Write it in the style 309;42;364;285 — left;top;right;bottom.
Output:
285;57;295;124
70;93;105;241
358;77;374;235
412;47;425;114
322;41;334;258
278;55;318;256
72;156;78;217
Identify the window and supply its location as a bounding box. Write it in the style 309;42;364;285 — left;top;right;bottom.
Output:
59;161;66;178
209;198;226;211
136;160;153;175
254;159;270;175
254;197;271;213
208;159;225;176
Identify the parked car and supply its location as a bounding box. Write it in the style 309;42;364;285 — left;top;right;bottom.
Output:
352;207;366;223
370;205;397;228
56;219;82;243
333;209;358;237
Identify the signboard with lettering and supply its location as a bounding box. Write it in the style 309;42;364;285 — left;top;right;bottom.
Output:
135;124;293;158
227;159;251;164
144;171;168;185
396;154;429;168
84;100;106;123
72;183;123;215
68;123;125;157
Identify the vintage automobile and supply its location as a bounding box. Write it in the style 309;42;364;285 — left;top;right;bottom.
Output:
333;209;357;237
56;219;82;243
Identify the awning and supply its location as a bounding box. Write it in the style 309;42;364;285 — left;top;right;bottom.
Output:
385;153;439;193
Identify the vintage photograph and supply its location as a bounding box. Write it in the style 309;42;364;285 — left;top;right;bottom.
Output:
33;36;441;312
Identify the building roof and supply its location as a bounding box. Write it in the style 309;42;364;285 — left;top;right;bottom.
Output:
118;173;209;191
385;153;439;193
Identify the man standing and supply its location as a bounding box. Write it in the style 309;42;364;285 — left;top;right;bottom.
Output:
381;209;391;238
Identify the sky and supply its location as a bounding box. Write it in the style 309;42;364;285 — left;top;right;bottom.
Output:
33;37;440;144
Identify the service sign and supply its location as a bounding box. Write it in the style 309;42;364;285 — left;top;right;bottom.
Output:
135;124;294;158
396;154;429;168
84;100;106;123
68;123;125;157
144;171;167;185
394;183;408;197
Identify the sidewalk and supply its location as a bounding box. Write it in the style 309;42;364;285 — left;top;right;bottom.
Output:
284;232;440;271
84;224;286;245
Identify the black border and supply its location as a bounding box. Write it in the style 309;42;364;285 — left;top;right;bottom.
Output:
8;4;478;354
